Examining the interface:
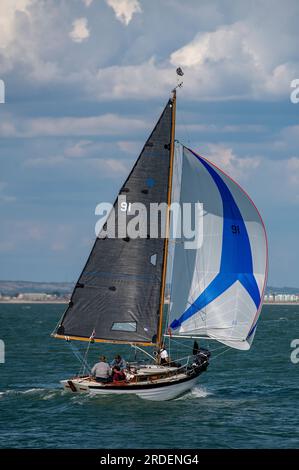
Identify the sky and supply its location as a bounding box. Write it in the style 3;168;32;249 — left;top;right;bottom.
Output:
0;0;298;286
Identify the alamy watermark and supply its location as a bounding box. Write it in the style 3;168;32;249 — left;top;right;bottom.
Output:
0;79;5;104
290;79;299;104
290;339;299;364
95;196;204;250
0;339;5;364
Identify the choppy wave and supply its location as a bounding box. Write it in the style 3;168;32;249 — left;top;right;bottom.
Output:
22;388;45;395
1;385;212;403
176;386;212;401
0;304;297;448
0;387;64;400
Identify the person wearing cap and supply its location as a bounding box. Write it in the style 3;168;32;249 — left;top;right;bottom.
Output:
159;344;169;365
91;355;112;383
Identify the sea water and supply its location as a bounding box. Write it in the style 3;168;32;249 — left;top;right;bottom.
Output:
0;304;298;448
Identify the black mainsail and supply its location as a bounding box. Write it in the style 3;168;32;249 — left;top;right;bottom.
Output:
53;94;176;346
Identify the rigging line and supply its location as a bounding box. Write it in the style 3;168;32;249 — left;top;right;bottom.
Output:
68;341;92;375
209;347;230;362
174;148;199;322
177;148;195;291
182;233;196;314
196;206;208;327
164;141;182;355
164;248;174;334
209;344;230;353
178;103;192;147
164;143;181;314
80;334;94;376
165;149;181;351
166;336;229;353
51;314;64;337
131;344;155;361
165;139;181;327
165;290;172;357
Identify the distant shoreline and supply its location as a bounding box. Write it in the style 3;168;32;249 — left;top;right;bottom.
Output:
0;300;298;306
263;302;299;306
0;300;67;304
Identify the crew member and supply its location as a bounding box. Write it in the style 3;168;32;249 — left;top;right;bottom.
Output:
111;354;127;370
159;344;169;365
91;355;112;383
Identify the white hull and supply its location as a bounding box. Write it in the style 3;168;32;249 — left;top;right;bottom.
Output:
61;374;200;401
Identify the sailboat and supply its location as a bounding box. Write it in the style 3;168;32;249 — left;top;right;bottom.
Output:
52;85;268;401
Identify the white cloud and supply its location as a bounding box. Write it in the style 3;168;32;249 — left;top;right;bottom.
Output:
281;125;299;141
0;195;17;203
91;58;173;100
69;17;90;43
64;140;93;158
0;0;62;81
0;181;16;203
50;225;72;252
84;16;299;102
0;220;76;255
25;153;130;177
171;22;246;68
197;146;299;207
24;155;65;167
13;221;45;242
287;157;299;185
262;157;299;206
204;144;261;181
0;0;37;74
51;242;66;252
0;182;8;192
1;1;297;101
177;123;265;134
0;121;16;137
0;241;15;253
0;114;147;138
105;0;141;25
170;21;298;101
0;0;34;48
100;158;129;175
64;139;126;160
117;140;141;154
26;225;44;241
86;16;297;102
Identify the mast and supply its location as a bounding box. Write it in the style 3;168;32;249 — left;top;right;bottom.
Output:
156;89;176;349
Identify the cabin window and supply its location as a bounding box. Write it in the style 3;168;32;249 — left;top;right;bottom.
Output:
111;322;137;332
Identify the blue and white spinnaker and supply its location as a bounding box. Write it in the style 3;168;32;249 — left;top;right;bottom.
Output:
169;145;268;350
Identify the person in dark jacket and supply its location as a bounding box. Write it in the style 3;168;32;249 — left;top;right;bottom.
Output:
111;354;127;370
112;365;126;382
